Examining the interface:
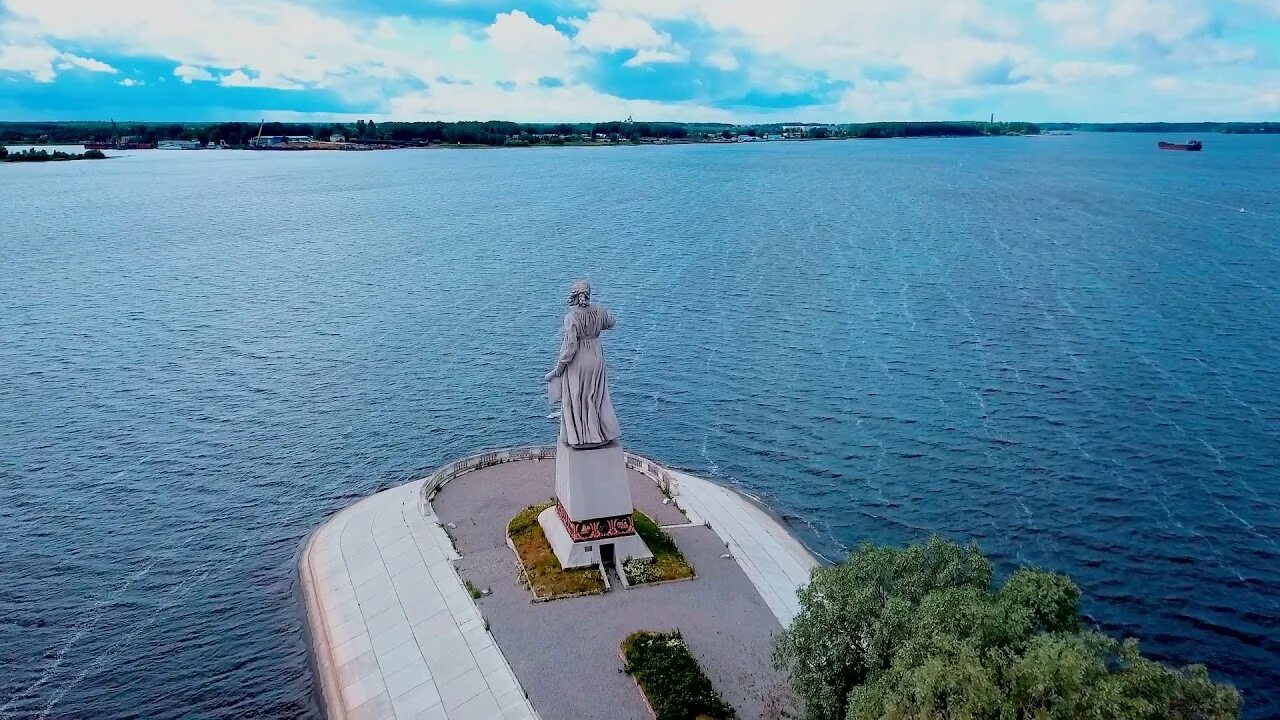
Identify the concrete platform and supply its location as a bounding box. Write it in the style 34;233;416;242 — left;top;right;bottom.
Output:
299;447;821;720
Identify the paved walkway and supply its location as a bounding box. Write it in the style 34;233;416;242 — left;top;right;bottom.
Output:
300;480;537;720
300;450;821;720
669;471;821;625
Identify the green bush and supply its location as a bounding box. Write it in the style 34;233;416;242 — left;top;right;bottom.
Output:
625;511;693;585
623;630;734;720
623;557;658;584
774;537;1240;720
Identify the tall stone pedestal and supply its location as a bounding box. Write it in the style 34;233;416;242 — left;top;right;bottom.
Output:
539;440;652;569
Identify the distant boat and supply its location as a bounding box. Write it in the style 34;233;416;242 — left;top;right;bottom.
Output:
1158;140;1202;151
83;142;112;150
157;140;202;150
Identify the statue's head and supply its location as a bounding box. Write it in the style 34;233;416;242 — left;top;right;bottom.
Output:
568;280;591;307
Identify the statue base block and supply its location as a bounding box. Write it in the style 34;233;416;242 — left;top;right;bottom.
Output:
539;505;652;570
555;439;633;521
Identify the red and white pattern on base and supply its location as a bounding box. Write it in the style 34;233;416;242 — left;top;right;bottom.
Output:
556;503;636;542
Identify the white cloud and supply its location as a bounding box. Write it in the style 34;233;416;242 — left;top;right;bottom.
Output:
593;0;1039;95
220;69;303;89
1;0;1277;121
1152;75;1183;91
569;11;672;52
705;50;738;71
0;42;115;81
374;18;397;40
623;48;688;67
174;64;214;83
1049;60;1138;83
0;42;60;81
117;77;142;86
486;10;581;84
388;79;735;122
1035;0;1253;66
58;53;117;73
2;0;403;89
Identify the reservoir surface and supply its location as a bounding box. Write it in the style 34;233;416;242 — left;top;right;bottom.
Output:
2;134;1277;718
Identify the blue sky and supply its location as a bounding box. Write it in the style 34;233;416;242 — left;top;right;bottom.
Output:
1;0;1278;122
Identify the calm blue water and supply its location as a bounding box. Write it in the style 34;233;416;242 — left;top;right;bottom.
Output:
2;135;1277;719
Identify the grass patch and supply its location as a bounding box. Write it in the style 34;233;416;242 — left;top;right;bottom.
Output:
622;630;734;720
464;579;482;600
507;502;605;599
624;511;695;585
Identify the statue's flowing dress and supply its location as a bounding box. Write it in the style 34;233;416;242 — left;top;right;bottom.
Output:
554;306;621;448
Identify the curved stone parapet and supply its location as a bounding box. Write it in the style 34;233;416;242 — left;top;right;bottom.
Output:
417;445;680;505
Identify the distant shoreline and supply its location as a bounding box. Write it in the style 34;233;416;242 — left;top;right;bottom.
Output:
1;120;1041;151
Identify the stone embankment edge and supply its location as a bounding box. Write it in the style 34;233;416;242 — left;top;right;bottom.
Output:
299;522;352;720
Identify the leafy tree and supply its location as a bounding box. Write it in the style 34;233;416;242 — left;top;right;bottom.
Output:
0;145;7;160
356;119;366;137
774;537;1239;720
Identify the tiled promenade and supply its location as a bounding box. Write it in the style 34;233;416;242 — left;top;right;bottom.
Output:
299;450;820;720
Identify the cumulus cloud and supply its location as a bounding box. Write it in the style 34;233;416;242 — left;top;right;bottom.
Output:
117;77;142;86
0;43;61;81
58;53;117;73
0;42;114;81
569;11;673;52
0;0;1277;121
388;79;736;122
623;48;688;67
2;0;400;88
705;50;738;71
220;69;303;89
174;64;214;83
1035;0;1253;65
486;10;581;84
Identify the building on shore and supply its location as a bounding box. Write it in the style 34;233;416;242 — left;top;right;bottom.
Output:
250;135;313;147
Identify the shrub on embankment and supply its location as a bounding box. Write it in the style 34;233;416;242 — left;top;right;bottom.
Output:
773;537;1240;720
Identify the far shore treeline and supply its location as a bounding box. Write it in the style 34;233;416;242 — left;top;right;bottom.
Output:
0;146;105;162
3;119;1044;148
4;120;1276;150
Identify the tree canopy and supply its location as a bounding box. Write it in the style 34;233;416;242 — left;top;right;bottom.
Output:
774;537;1240;720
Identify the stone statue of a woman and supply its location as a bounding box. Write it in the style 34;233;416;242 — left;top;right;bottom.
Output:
544;280;621;449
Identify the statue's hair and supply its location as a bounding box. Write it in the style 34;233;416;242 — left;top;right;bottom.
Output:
568;279;591;307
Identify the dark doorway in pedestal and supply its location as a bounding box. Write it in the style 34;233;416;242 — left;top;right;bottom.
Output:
600;543;615;567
